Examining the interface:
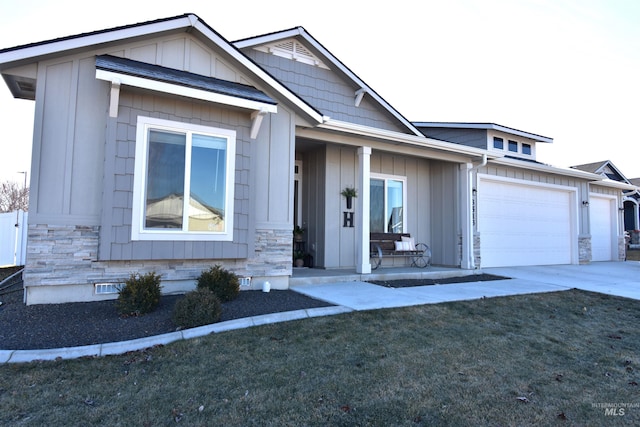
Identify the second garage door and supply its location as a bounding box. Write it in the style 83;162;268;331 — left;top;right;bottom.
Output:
589;194;616;261
478;176;577;268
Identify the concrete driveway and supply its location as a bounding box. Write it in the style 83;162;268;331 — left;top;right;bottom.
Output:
485;261;640;301
292;262;640;311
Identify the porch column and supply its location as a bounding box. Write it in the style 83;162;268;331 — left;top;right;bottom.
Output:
356;146;371;274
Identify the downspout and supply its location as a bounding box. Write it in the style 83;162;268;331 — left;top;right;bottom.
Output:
465;154;487;269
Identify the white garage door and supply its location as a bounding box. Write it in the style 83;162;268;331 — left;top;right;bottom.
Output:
478;177;575;267
589;194;616;261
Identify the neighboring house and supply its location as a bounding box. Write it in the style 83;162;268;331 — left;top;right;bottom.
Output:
571;160;640;232
0;14;630;304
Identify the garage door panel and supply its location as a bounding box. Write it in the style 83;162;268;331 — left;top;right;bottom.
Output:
479;178;575;268
590;195;615;261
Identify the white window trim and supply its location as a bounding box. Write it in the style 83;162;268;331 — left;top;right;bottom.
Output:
488;132;535;158
131;116;236;241
370;173;408;233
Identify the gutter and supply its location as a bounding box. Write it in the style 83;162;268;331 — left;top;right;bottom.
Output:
319;119;491;160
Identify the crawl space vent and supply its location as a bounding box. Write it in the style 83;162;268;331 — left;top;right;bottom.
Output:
95;283;123;295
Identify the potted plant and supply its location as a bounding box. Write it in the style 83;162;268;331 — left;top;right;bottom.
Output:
293;250;305;267
293;225;305;242
341;187;357;209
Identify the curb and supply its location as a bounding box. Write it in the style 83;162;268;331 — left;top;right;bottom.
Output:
0;305;353;364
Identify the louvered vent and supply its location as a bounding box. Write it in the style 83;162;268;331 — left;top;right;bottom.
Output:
257;38;329;69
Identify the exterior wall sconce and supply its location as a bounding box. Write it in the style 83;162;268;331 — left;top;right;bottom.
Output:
582;201;589;207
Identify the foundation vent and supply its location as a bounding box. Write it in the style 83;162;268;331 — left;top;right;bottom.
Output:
95;283;123;295
239;277;252;288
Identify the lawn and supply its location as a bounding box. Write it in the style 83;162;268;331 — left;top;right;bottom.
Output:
1;289;640;425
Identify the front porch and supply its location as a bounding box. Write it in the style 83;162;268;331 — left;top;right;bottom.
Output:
290;266;481;286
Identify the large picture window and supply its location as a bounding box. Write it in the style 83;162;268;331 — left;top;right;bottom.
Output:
132;116;236;241
370;174;406;233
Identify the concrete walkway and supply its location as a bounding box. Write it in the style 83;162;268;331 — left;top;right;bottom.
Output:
291;262;639;310
2;262;638;363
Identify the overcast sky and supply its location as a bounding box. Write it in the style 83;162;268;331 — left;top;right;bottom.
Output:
1;0;639;184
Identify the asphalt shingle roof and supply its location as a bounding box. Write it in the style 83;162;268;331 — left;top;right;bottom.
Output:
95;54;276;105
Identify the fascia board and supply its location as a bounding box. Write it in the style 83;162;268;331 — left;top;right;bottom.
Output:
490;157;606;181
0;15;196;67
414;122;553;143
602;161;632;184
232;28;304;49
592;179;637;191
95;68;278;113
319;119;491;159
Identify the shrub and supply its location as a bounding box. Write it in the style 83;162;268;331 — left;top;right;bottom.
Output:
117;272;162;316
196;265;240;302
172;288;222;329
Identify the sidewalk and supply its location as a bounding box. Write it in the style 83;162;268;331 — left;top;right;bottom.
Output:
2;262;638;363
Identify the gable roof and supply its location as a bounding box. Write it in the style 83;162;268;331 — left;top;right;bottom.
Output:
233;27;424;138
0;13;322;124
571;160;630;183
412;122;554;144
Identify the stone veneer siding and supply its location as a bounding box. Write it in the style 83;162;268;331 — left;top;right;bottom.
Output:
579;235;592;264
618;235;626;261
23;223;293;304
473;233;481;268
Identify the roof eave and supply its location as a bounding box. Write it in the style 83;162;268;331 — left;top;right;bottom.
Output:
413;122;553;144
319;119;493;160
490;157;605;181
0;14;324;125
0;14;198;68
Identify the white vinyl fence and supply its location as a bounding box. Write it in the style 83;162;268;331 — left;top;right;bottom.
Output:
0;210;28;266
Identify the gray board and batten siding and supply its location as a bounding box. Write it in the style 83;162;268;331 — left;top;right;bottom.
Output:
22;32;299;301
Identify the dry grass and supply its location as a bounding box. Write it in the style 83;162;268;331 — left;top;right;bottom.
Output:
1;289;640;425
627;250;640;261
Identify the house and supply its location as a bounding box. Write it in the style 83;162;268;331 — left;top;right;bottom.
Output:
0;14;631;305
571;160;640;232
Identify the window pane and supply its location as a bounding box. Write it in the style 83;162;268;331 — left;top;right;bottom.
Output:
144;130;186;229
508;140;518;152
522;143;532;155
188;134;227;232
493;137;504;149
370;179;384;233
387;180;403;233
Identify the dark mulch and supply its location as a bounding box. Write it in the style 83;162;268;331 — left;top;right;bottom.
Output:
0;277;334;350
1;269;511;351
368;273;509;288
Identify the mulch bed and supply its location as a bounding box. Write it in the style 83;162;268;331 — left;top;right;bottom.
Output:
1;270;510;351
0;284;334;350
367;273;509;288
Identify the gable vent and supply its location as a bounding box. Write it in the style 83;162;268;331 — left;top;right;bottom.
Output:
255;38;329;70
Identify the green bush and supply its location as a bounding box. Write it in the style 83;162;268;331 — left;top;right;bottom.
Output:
196;265;240;302
172;288;222;329
117;272;162;317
